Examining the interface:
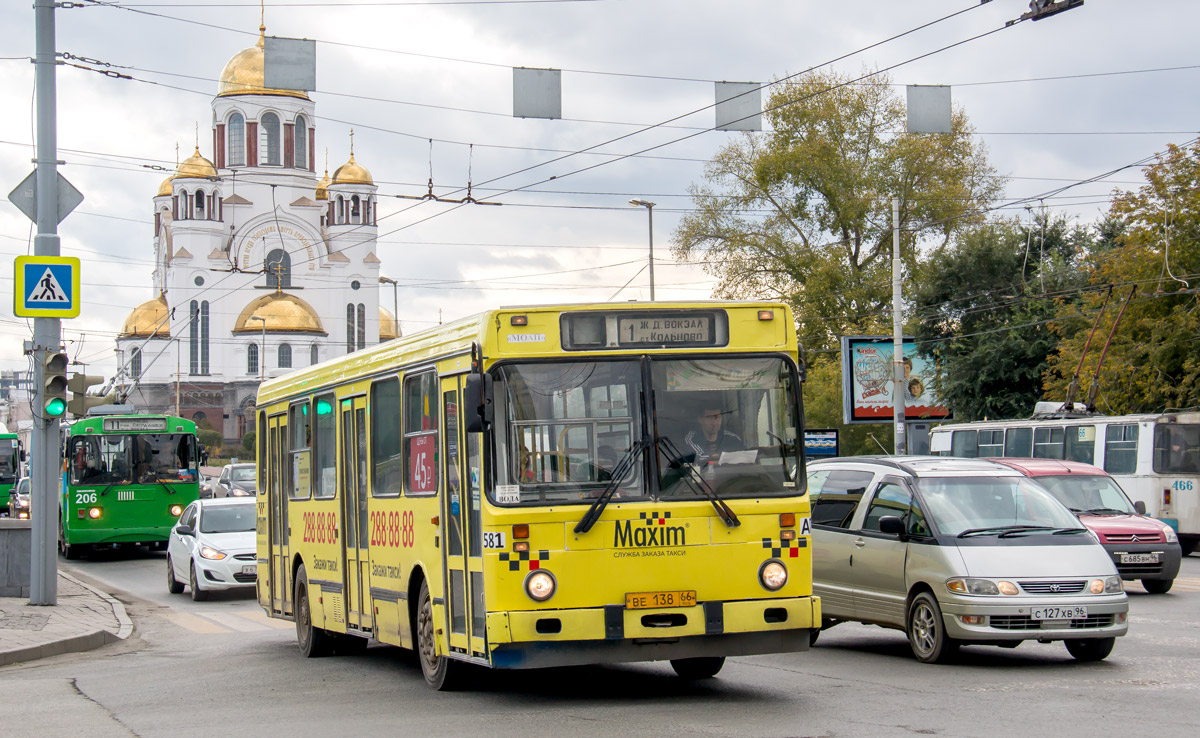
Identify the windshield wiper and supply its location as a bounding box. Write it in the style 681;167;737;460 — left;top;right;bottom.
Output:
957;525;1046;538
655;436;740;528
574;438;648;535
1080;507;1128;515
997;526;1057;538
1051;527;1089;535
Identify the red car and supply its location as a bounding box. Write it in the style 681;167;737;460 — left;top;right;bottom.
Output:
992;458;1182;593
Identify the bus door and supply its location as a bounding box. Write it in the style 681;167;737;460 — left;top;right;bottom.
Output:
441;376;486;658
339;396;371;632
267;413;290;614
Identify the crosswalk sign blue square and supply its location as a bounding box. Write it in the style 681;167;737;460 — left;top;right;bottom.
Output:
14;255;80;318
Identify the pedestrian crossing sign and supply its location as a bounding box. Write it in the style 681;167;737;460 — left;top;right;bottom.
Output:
14;255;81;318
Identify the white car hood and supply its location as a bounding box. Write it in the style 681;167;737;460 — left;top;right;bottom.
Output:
955;541;1117;579
196;530;256;554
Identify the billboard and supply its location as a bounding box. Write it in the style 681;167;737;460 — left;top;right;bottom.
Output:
841;336;951;424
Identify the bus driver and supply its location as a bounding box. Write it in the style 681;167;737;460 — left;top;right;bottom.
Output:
684;396;743;470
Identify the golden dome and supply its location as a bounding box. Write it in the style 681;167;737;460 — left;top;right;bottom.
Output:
380;306;398;341
217;27;310;100
332;153;373;186
120;294;170;339
156;175;174;197
232;291;327;334
315;169;331;200
176;147;217;180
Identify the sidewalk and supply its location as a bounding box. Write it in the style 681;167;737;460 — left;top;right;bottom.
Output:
0;571;132;667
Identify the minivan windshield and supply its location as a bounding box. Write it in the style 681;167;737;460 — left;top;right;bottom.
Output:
916;476;1083;537
1032;474;1136;515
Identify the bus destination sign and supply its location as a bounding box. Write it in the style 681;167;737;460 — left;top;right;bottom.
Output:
618;314;712;346
103;417;169;432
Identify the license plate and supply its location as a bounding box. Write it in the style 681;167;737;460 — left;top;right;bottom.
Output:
241;565;257;576
1120;552;1160;564
1031;606;1087;620
625;590;697;610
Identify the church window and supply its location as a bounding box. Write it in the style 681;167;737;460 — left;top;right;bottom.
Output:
278;343;292;368
260;112;281;166
310;343;319;366
265;249;292;288
350;195;361;224
295;115;308;170
189;300;210;375
357;303;366;351
248;342;259;375
336;195;345;225
227;112;245;166
194;190;205;219
130;347;142;379
346;304;355;354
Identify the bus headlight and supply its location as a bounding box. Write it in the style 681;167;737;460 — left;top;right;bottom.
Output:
759;560;788;591
199;546;227;560
169;504;183;517
524;570;556;602
88;507;102;519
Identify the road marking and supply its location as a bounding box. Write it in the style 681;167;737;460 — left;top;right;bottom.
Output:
163;611;230;634
201;611;274;632
235;609;294;630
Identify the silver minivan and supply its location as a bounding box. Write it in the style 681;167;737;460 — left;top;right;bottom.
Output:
808;457;1129;663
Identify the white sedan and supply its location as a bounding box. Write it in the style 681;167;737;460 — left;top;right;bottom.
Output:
166;498;257;601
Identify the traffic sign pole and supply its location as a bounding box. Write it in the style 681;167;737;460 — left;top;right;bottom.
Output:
30;0;61;606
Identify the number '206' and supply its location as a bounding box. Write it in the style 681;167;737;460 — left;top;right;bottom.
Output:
1173;480;1194;491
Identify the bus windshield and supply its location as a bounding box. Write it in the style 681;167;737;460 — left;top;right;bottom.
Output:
1154;424;1200;474
0;440;18;484
70;434;198;486
492;357;801;505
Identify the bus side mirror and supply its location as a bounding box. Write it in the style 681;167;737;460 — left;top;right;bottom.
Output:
464;373;493;433
1134;500;1147;515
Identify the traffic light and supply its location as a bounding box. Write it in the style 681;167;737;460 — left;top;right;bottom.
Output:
42;351;69;418
67;373;112;417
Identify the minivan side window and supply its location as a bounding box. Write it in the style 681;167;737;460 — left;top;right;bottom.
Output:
808;469;873;529
861;482;910;532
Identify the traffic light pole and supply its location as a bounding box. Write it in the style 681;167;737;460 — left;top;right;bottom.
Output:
30;0;61;605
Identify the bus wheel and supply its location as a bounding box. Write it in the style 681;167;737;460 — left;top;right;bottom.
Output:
670;657;725;679
416;579;463;690
1142;578;1173;594
1180;539;1197;557
294;564;331;658
60;519;80;560
166;555;184;594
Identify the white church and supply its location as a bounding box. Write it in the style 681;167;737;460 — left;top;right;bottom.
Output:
115;25;398;441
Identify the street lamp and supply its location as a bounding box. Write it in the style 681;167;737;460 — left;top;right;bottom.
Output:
379;276;400;339
629;198;656;301
248;315;266;383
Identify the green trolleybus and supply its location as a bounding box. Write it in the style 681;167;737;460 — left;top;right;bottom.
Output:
60;414;201;558
0;427;21;516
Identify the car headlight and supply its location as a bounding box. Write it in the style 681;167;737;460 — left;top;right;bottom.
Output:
1162;526;1178;544
759;560;788;591
231;488;250;497
946;578;1018;596
1104;576;1123;594
199;546;227;560
524;570;556;602
17;499;29;508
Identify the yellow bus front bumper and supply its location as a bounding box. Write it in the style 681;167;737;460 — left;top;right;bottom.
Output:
486;595;820;669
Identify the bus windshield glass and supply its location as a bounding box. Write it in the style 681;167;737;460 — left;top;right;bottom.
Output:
1154;423;1200;474
1033;474;1136;514
916;476;1083;537
0;441;18;484
69;434;197;486
492;357;801;505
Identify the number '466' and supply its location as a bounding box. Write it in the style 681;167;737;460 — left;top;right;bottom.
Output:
1173;480;1194;491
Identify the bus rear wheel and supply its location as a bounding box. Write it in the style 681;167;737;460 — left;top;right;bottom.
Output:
416;579;464;690
59;519;82;560
294;563;331;658
670;657;725;679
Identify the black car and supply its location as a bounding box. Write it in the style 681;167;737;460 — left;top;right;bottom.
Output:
214;463;257;497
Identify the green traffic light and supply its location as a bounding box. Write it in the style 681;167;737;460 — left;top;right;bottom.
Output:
45;397;67;417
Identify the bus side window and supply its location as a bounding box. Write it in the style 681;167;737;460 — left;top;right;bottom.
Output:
1033;427;1064;459
1104;424;1138;475
1065;425;1096;465
1004;427;1032;457
950;430;978;458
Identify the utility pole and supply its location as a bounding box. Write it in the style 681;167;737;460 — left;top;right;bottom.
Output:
29;0;61;605
892;197;906;455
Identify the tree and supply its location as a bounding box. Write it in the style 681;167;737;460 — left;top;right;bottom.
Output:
1044;142;1200;412
672;70;1000;450
242;430;257;455
197;429;223;457
912;215;1091;420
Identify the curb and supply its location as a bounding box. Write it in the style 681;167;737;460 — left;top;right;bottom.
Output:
0;572;133;667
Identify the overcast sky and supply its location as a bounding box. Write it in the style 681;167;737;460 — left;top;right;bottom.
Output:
2;0;1198;379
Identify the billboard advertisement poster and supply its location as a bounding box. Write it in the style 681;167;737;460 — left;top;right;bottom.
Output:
841;336;951;424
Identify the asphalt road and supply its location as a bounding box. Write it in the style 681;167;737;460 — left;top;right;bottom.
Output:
2;551;1198;738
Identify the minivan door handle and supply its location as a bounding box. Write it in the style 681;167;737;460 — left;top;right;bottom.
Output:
853;538;866;548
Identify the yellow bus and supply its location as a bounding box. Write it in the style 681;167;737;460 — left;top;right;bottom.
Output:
255;301;819;688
